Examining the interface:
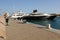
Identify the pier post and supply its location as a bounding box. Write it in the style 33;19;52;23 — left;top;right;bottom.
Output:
47;24;52;29
20;19;23;22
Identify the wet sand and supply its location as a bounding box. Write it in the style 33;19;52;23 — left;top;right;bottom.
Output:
6;19;60;40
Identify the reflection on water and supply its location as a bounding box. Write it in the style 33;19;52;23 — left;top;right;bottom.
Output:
49;17;60;29
28;17;60;30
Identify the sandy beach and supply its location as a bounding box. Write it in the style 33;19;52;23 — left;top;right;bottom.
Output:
0;16;60;40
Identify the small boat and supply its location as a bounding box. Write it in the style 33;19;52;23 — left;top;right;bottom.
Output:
11;10;25;20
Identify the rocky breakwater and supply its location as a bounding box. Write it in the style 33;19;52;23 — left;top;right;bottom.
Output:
0;16;6;39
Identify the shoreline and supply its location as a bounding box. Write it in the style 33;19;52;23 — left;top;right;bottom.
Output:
47;28;60;34
27;22;60;34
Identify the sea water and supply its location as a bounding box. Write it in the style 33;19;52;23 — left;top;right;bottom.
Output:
28;17;60;30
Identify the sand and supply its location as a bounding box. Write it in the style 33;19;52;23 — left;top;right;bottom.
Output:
6;19;60;40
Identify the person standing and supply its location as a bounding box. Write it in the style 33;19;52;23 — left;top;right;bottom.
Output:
4;12;10;26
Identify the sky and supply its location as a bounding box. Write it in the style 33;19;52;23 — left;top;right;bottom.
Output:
0;0;60;14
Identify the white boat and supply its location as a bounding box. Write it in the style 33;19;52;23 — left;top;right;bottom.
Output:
11;10;25;19
11;10;57;20
22;10;57;20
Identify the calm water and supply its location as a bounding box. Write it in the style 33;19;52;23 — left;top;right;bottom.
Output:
28;17;60;30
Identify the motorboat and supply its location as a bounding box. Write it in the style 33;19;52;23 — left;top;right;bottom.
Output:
22;10;56;20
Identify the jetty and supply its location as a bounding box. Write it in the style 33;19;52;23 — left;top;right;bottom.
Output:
6;18;60;40
0;16;60;40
